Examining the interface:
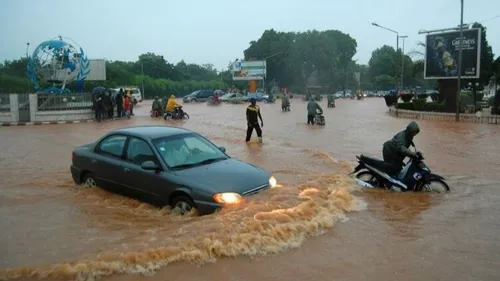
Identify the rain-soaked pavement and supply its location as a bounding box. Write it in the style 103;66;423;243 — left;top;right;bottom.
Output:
1;97;500;281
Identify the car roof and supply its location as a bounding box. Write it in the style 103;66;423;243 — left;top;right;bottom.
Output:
110;126;193;140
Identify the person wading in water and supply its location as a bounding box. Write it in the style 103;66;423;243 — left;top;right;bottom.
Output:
246;98;264;143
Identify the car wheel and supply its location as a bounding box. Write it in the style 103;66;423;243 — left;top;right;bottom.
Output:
82;173;97;187
171;195;196;215
191;98;197;102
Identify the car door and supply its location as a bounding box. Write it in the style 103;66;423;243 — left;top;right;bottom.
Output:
120;137;168;205
93;134;128;190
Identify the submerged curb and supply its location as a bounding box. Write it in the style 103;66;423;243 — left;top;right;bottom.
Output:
0;119;95;126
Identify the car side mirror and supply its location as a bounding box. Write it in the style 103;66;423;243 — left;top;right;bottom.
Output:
219;146;226;153
141;161;158;171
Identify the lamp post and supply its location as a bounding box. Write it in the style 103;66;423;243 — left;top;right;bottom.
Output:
372;22;399;51
399;35;408;89
261;52;284;93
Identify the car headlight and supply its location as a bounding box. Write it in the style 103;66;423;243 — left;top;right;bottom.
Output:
213;192;243;204
269;176;277;188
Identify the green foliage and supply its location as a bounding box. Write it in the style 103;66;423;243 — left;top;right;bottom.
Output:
243;29;357;92
416;94;429;100
400;94;414;102
425;102;446;112
0;54;227;98
412;98;427;111
395;102;414;110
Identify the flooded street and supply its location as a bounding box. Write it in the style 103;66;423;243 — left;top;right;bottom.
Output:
1;98;500;281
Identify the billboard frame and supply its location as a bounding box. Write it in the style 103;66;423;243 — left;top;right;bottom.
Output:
423;27;481;80
232;60;267;81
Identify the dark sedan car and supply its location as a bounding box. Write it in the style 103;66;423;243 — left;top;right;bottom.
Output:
70;126;277;215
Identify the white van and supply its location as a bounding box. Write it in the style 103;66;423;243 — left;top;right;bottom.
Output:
128;87;143;102
117;86;143;102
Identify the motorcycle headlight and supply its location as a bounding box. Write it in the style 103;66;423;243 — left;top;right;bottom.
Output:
269;176;278;188
213;192;242;204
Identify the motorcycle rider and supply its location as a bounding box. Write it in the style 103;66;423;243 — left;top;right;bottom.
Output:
281;93;290;111
151;96;163;117
382;121;420;179
165;94;181;119
307;97;323;125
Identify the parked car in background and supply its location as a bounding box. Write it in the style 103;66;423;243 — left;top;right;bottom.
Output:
70;126;278;215
183;90;214;103
246;92;265;101
221;93;248;103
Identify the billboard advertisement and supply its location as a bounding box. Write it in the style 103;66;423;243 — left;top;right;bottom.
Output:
424;28;481;79
232;60;266;81
85;59;107;81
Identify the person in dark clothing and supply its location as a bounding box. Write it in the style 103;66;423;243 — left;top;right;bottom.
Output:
382;121;420;176
93;93;103;122
246;98;264;143
306;98;322;125
116;89;124;117
106;92;114;119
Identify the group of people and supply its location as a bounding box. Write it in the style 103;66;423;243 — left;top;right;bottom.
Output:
151;94;184;119
92;88;135;122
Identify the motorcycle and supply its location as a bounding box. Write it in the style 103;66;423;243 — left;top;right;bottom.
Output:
164;106;190;120
207;96;221;105
150;109;162;118
350;150;450;192
314;112;325;125
327;99;336;108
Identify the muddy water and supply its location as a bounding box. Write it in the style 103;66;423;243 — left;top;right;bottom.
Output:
1;98;499;281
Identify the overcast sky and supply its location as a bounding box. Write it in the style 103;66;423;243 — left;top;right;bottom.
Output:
1;0;498;70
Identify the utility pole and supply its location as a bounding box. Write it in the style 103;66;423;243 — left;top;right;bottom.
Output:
456;0;464;121
141;62;145;99
400;35;408;89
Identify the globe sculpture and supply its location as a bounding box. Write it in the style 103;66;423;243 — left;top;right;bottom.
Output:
27;36;90;93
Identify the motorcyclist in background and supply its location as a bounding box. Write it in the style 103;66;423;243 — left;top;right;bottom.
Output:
151;96;163;117
306;97;323;125
382;121;420;180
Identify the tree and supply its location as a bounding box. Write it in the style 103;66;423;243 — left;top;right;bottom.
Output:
243;29;357;92
493;56;500;84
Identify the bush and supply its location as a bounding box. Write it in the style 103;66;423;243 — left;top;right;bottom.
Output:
384;95;399;106
416;94;429;100
488;96;495;107
430;92;439;102
400;93;414;102
412;99;427;111
395;102;414;110
476;92;484;102
425;102;446;112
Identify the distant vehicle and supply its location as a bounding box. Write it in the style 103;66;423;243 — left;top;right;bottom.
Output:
221;93;247;102
183;90;214;103
246;92;265;101
117;87;142;102
70;126;278;215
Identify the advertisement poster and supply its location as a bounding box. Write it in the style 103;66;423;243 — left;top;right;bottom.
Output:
232;61;266;81
424;28;481;79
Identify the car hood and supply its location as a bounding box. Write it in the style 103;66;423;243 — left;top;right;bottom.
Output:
174;158;270;194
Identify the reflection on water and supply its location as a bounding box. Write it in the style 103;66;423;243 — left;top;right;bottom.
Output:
1;98;500;281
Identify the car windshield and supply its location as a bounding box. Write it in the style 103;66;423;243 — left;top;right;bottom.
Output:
153;133;228;170
132;89;140;94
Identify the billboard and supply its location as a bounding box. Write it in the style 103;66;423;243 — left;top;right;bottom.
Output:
232;60;266;81
424;28;481;79
85;59;107;81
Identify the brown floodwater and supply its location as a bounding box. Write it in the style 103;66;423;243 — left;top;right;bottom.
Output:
1;98;499;281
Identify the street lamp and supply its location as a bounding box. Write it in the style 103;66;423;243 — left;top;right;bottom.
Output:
372;22;400;51
400;35;408;89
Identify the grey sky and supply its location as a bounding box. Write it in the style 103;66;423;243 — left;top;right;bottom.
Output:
1;0;498;71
